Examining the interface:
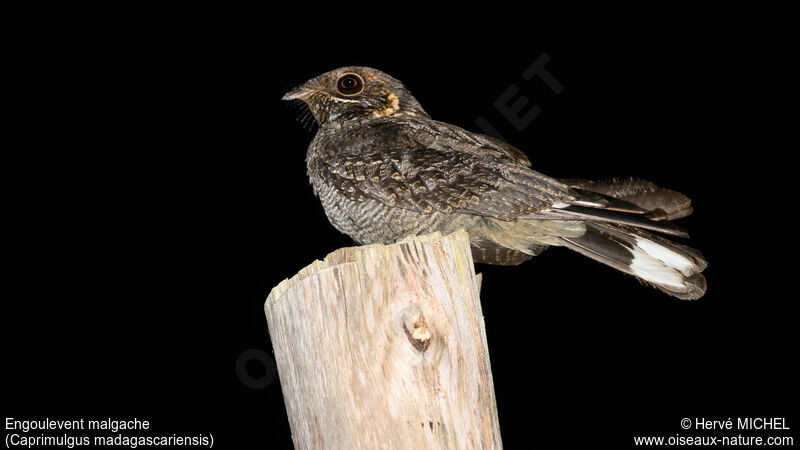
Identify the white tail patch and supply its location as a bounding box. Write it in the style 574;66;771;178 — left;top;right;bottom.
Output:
629;247;686;289
635;238;696;276
629;237;700;292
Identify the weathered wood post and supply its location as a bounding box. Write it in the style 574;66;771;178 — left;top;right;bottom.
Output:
264;230;502;449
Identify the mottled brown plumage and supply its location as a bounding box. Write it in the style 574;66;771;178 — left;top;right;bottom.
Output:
284;66;708;299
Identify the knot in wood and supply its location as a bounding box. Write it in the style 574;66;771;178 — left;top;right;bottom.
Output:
402;304;431;352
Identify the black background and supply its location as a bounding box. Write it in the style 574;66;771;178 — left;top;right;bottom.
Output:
5;7;796;449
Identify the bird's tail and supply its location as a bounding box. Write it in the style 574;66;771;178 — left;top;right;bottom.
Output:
526;178;708;299
559;222;707;299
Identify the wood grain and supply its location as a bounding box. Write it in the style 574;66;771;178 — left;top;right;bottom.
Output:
265;230;502;449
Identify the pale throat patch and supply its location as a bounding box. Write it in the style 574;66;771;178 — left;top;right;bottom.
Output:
373;92;401;117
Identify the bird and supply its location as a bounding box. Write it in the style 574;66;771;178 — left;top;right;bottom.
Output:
282;66;707;299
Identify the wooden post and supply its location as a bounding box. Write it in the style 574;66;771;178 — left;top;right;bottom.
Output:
264;230;502;449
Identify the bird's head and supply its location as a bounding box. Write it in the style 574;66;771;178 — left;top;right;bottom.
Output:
282;66;428;126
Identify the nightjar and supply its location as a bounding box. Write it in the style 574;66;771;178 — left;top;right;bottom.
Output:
283;66;706;299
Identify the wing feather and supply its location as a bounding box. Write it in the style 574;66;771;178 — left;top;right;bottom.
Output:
312;118;570;220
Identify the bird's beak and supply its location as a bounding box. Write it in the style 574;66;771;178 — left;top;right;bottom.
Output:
282;87;312;101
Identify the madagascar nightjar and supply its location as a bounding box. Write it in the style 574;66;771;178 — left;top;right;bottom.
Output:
283;67;707;299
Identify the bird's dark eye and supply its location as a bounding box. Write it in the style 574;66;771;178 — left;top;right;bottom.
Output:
336;73;364;96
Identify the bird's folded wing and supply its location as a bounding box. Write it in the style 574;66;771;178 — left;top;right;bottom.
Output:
311;120;570;220
413;118;534;167
559;177;694;220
